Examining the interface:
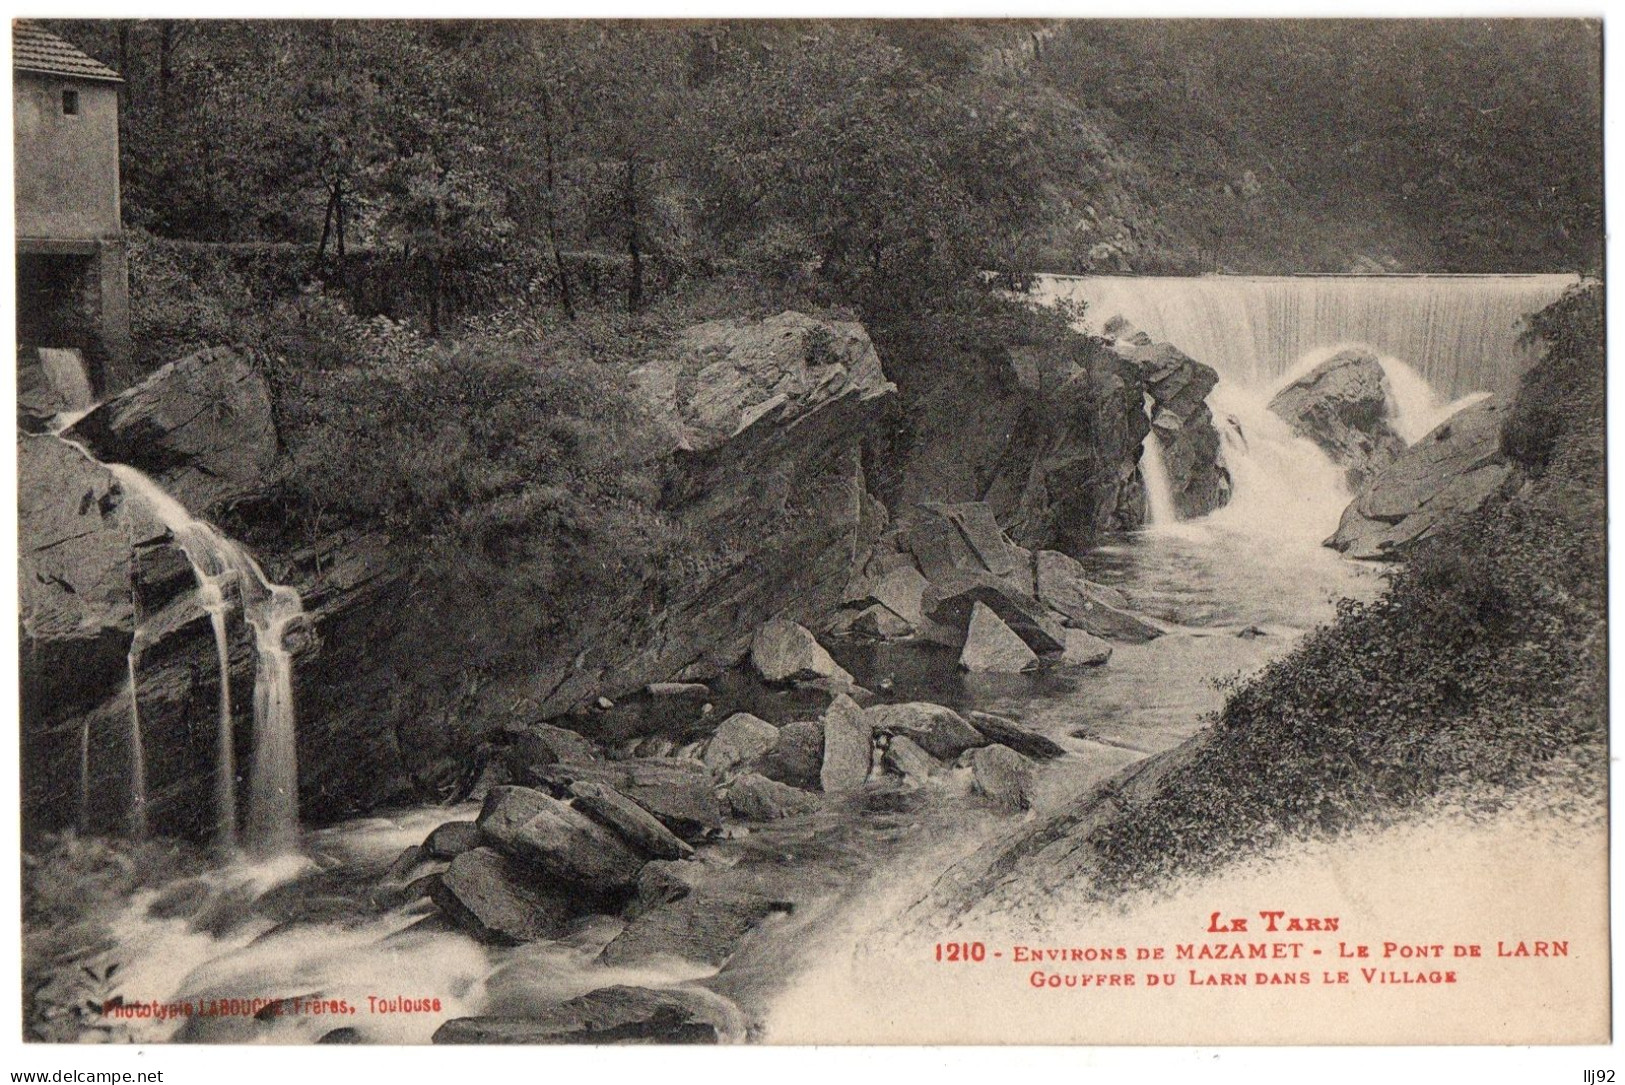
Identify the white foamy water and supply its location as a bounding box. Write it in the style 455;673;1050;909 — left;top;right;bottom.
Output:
1036;273;1576;397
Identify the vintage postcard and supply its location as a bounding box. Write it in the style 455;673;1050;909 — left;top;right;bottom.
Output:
9;14;1608;1059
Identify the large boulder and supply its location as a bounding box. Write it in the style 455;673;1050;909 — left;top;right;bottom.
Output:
966;711;1066;760
568;780;695;861
430;846;577;944
724;773;821;821
509;310;893;722
1268;347;1408;489
529;759;725;839
423;821;482;860
864;702;984;762
476;786;647;893
1327;398;1511;560
903;501;1034;592
968;744;1037;811
1101;319;1231;519
959;603;1040;674
751;720;824;790
819;694;874;793
634;311;891;453
1032;549;1162;644
924;569;1066;655
63;347;278;515
601;889;792;969
749;620;853;686
433;986;726;1045
701;712;779;775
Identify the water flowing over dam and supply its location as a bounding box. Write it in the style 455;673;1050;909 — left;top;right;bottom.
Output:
1037;274;1579;398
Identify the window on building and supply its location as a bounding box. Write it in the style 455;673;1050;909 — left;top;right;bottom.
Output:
61;89;79;116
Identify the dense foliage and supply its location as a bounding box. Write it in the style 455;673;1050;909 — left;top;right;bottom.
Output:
1084;285;1607;895
52;17;1601;320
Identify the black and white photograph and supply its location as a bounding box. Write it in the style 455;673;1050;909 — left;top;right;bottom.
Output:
6;11;1609;1067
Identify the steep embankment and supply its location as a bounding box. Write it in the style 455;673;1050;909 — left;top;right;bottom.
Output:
920;284;1605;920
19;298;1227;841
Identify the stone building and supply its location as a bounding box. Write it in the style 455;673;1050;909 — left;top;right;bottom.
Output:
13;20;129;401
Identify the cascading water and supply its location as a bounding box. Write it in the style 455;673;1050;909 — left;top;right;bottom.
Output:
48;422;307;855
1138;394;1179;528
100;461;307;855
1037;273;1577;397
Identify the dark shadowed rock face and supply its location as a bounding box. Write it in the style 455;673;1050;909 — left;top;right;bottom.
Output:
64;347;278;516
1100;319;1231;520
1268;347;1408;490
1327;398;1511;560
430;846;577;945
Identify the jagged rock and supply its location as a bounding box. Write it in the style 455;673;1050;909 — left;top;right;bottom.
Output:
503;723;600;779
966;711;1066;760
569;780;695;861
1268;347;1408;489
1101;319;1231;519
384;844;430;883
750;619;855;686
19;436;149;727
849;604;913;640
1237;625;1268;640
433;986;725;1045
64;347;277;515
925;570;1066;654
530;759;724;839
476;786;646;893
1033;549;1162;644
864;702;983;761
958;603;1039;673
639;311;893;453
968;744;1036;811
842;562;930;629
627;860;704;919
430;846;577;945
819;694;874;793
904;501;1035;592
1328;398;1511;560
752;720;824;790
725;773;821;820
423;821;482;860
701;712;779;775
1062;628;1113;666
881;735;937;781
601;889;792;969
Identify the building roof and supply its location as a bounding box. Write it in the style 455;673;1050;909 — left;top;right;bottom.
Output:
12;20;122;83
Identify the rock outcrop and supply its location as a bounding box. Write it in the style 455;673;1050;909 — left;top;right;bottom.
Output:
64;347;278;516
1327;398;1511;560
1101;319;1231;519
1268;347;1407;489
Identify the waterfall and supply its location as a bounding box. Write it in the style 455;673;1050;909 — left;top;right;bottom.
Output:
125;647;147;839
52;429;307;854
1037;274;1577;397
197;575;238;850
101;461;306;855
1139;394;1178;528
245;586;304;855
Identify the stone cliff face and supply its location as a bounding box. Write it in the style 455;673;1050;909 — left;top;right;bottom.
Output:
1099;318;1231;520
1327;397;1511;560
20;317;894;838
21;308;1223;839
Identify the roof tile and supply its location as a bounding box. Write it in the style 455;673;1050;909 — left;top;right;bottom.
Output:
13;20;122;82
